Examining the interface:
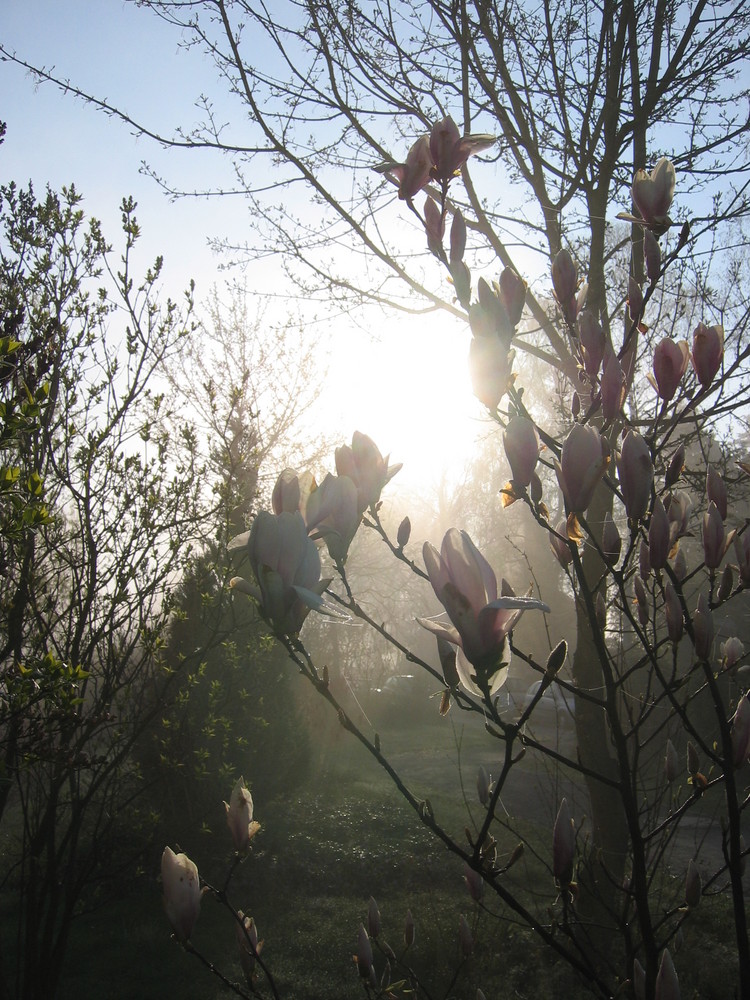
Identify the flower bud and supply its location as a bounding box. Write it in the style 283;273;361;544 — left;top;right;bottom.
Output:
556;424;607;513
498;267;527;328
691;323;724;389
672;547;688;581
639;540;651;580
397;516;411;548
648;497;670;571
552;797;575;886
718;564;734;602
424;196;445;257
693;592;714;660
404;908;416;947
655;948;680;1000
236;911;261;986
469;335;514;410
577;309;605;379
703;501;726;570
464;865;484;902
664;444;685;489
546;640;568;678
633;575;649;627
477;765;491;806
503;415;540;487
449;209;466;263
653;338;689;401
599;513;621;565
618;431;653;521
550;518;573;568
685;859;701;908
664;581;683;645
721;636;744;672
368;897;381;939
357;924;374;978
633;958;646;1000
551;248;578;324
225;777;261;853
665;738;679;783
706;465;727;521
571;391;581;418
161;847;201;942
628;276;643;323
595;592;607;630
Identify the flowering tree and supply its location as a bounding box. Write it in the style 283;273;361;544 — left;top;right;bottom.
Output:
8;2;750;996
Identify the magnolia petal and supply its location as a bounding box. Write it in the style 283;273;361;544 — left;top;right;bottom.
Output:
416;616;462;648
228;530;251;552
292;584;346;618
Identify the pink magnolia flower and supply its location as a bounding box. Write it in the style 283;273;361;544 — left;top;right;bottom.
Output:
498;267;527;327
644;229;661;282
735;532;750;585
464;864;484;902
652;338;689;401
225;778;260;853
272;468;316;520
503;415;539;487
555;424;607;514
664;581;683;645
601;512;621;566
691;323;724;389
722;636;745;670
335;431;401;513
424;195;445;256
385;134;433;201
357;924;374;979
693;592;714;660
230;510;330;635
550;518;574;568
428;116;496;183
367;897;381;939
418;529;548;695
161;847;201;942
305;473;361;563
617;431;654;521
703;501;734;570
632;158;676;229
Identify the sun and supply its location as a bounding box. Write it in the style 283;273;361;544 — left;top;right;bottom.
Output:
317;311;487;493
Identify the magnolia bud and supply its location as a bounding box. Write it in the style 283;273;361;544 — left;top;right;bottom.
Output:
653;338;689;401
551;248;578;322
550;518;573;568
571;390;581;418
578;309;606;378
648;497;670;571
721;636;744;672
601;512;622;565
368;897;381;939
477;765;491;806
595;592;607;630
404;909;415;947
601;350;626;420
655;948;680;1000
464;865;484;902
633;575;649;627
437;636;460;689
703;501;726;570
450;209;466;263
357;924;373;978
664;581;683;645
639;540;652;580
685;859;701;908
735;533;750;585
545;640;568;678
693;592;714;660
691;323;724;389
498;267;527;328
672;547;688;581
628;276;643;322
618;431;653;521
706;464;727;521
664;444;685;489
397;516;411;548
503;415;540;487
633;958;646;1000
718;564;734;603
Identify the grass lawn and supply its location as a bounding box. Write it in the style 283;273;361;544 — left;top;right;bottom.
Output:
10;713;743;998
